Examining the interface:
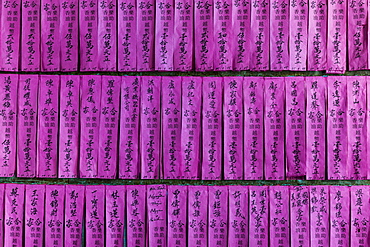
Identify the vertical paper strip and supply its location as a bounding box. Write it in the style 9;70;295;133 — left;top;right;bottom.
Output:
24;184;45;247
181;76;202;179
119;76;140;179
306;77;326;180
270;0;289;70
224;77;243;180
350;186;370;246
105;185;125;247
188;186;208;247
330;186;350;247
147;185;167;247
17;74;38;178
249;186;268;246
310;186;329;247
168;185;187;247
0;185;4;247
4;184;24;247
243;77;264;180
264;77;285;180
126;185;146;247
98;76;120;179
162;76;182;179
41;0;60;71
368;78;370;179
45;185;65;247
232;0;250;70
59;75;80;178
79;0;99;71
208;186;228;247
79;75;101;178
290;186;310;247
140;76;161;179
202;77;222;180
118;0;137;71
64;185;84;247
327;76;348;179
228;186;248;246
85;185;105;247
37;75;59;178
326;0;346;73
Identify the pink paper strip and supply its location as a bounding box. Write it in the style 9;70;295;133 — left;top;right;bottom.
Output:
41;0;61;71
243;77;264;180
98;76;120;179
118;0;137;71
0;75;17;177
327;76;348;179
106;185;125;247
208;186;228;246
24;184;45;247
173;0;193;71
0;0;20;71
347;76;367;179
269;186;290;247
232;0;250;70
168;185;187;247
350;186;370;246
202;77;222;180
79;75;102;178
0;184;4;247
37;75;59;178
162;76;182;179
126;185;146;247
147;184;167;247
264;77;285;180
249;0;269;71
326;0;346;73
270;0;289;70
79;0;99;71
290;186;310;247
119;76;140;179
224;77;243;179
60;0;78;71
59;75;80;178
64;185;84;247
98;0;117;71
4;184;24;247
85;185;105;247
309;186;329;247
45;185;65;247
249;186;268;246
21;0;41;71
181;76;201;179
188;186;208;247
194;0;214;71
137;0;155;71
307;0;327;71
368;78;370;179
306;77;326;180
140;76;161;179
228;186;248;246
330;186;350;247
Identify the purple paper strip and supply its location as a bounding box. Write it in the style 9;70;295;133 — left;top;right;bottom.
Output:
306;76;326;180
368;78;370;179
0;75;17;177
162;76;182;179
41;0;60;71
290;186;310;247
106;185;125;247
232;0;250;70
188;186;208;247
118;0;137;71
228;186;248;246
347;76;367;179
202;77;222;180
208;186;228;247
310;186;329;247
249;186;268;246
224;76;243;180
168;185;187;247
330;186;350;247
350;186;370;246
140;76;161;179
45;185;65;247
98;76;120;179
147;184;167;247
85;185;105;247
4;184;24;247
270;0;289;70
327;76;348;179
126;185;146;247
264;77;285;180
24;184;45;247
59;75;80;178
79;0;99;71
64;185;84;247
37;75;59;178
181;76;201;179
243;77;264;180
119;76;140;179
21;0;41;71
0;185;4;246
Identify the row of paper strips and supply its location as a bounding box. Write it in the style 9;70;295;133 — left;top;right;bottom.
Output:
0;183;369;247
4;74;370;180
0;0;367;72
